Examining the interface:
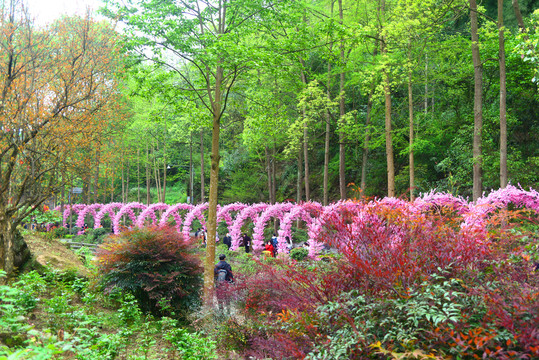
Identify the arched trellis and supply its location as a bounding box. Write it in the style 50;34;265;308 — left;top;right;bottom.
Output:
182;203;209;240
158;203;194;231
48;185;539;257
216;202;248;228
95;203;124;229
62;204;87;228
75;203;103;231
462;185;539;235
412;191;470;215
229;203;268;250
275;202;324;256
112;202;147;234
135;203;170;228
252;202;294;251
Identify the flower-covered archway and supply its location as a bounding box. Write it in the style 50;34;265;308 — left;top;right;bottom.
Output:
135;203;170;228
276;202;323;256
75;203;103;232
95;203;124;229
158;203;194;231
182;203;209;240
252;202;294;251
229;203;268;250
217;202;248;228
112;202;147;234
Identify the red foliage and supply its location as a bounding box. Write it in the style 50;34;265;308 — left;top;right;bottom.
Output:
95;226;203;316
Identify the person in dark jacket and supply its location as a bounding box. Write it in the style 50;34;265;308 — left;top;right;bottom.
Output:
223;233;232;250
242;233;252;253
214;254;234;283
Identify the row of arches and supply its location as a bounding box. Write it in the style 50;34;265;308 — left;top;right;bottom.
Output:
55;185;539;257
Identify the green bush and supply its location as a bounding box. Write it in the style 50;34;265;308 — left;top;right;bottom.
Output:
290;247;309;261
52;227;68;238
95;226;203;319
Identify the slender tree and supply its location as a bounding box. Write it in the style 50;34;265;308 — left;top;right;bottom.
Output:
470;0;483;201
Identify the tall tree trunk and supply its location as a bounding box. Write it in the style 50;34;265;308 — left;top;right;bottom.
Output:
0;220;16;280
163;160;167;203
94;149;100;203
425;54;428;115
153;146;161;203
297;148;303;203
189;132;193;204
338;0;346;200
203;66;223;307
146;143;151;205
511;0;526;31
200;129;205;203
126;156;130;203
163;122;167;202
361;84;374;193
121;153;125;203
408;45;415;201
470;0;483;201
299;68;310;201
137;148;140;203
265;145;273;203
382;43;395;197
272;142;276;204
499;0;507;188
110;176;114;203
303;123;310;202
324;12;333;206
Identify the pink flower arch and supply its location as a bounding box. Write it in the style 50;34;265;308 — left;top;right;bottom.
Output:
158;203;194;231
277;202;323;255
62;204;87;228
135;203;170;228
75;203;103;232
182;203;209;240
113;202;147;234
95;203;124;229
229;203;269;250
217;202;248;228
252;202;295;251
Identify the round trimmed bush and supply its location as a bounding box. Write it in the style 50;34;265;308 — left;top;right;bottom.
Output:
290;247;309;261
95;226;203;318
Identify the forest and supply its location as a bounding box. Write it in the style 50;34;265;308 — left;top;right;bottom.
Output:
0;0;538;358
37;0;539;207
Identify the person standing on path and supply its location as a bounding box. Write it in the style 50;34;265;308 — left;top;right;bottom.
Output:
242;233;252;253
214;254;234;283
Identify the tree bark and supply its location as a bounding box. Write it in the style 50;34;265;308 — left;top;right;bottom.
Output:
137;148;140;203
121;152;126;203
382;42;395;197
189;132;193;204
470;0;483;201
338;0;346;200
499;0;507;188
272;142;276;204
324;66;331;206
153;146;161;203
297;148;303;203
94;148;100;203
200;129;205;203
265;145;273;203
408;46;415;201
146;143;151;205
361;84;374;194
300;69;310;201
203;66;223;308
511;0;526;31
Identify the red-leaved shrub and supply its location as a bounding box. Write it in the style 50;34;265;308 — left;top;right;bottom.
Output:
95;226;203;317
